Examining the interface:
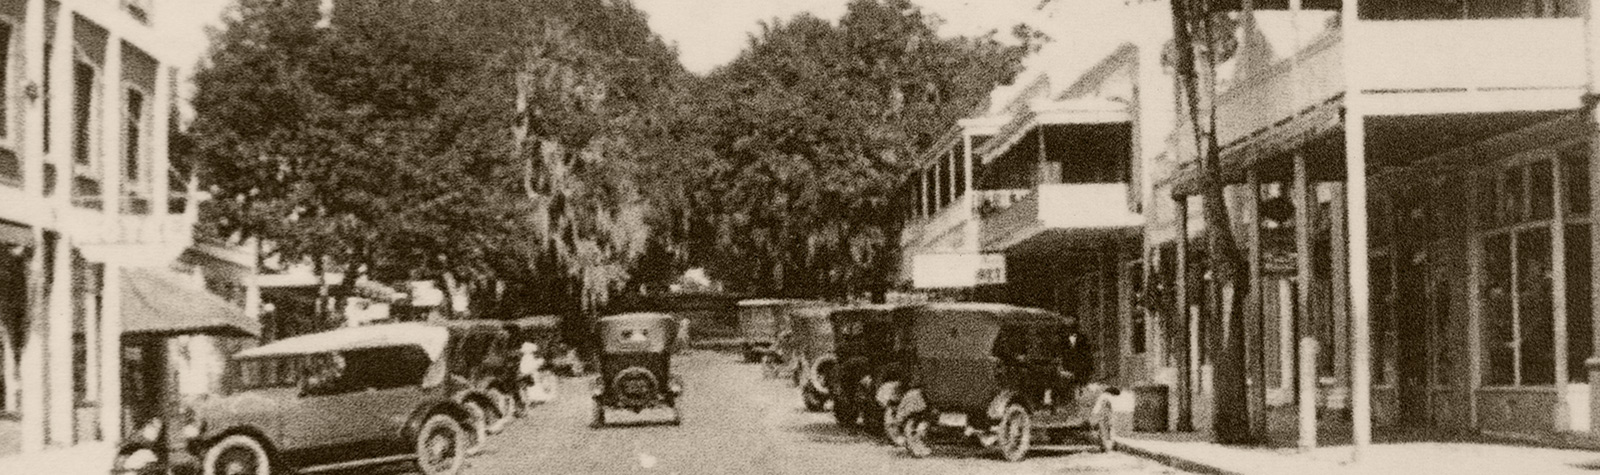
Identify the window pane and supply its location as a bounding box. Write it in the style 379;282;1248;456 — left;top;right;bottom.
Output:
124;90;144;180
1564;145;1591;217
0;22;12;139
1518;228;1554;385
1431;282;1453;386
1531;160;1553;221
1479;176;1499;231
71;62;92;165
1569;224;1593;383
1371;255;1392;386
1501;168;1525;225
1484;233;1515;385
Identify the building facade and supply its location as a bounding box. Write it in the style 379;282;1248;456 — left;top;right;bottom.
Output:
0;0;196;470
897;0;1600;446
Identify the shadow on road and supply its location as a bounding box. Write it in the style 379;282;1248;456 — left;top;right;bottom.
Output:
789;421;887;445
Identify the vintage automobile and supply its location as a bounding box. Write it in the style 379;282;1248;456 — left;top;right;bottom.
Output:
507;314;583;375
782;305;837;411
736;299;827;364
112;323;475;475
828;304;906;432
882;303;1117;462
592;312;684;426
434;319;518;442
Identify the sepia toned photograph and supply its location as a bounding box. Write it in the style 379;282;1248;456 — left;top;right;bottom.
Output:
1;0;1598;474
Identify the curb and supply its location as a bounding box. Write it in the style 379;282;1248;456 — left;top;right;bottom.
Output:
1114;441;1242;475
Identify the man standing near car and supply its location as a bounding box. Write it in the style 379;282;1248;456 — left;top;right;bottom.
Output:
1051;323;1093;405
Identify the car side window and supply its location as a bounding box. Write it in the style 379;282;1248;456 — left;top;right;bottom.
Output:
342;346;433;390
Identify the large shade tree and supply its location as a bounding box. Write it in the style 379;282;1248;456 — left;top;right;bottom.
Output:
677;0;1033;299
191;0;686;330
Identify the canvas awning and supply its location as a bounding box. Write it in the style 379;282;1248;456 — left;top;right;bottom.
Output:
121;267;260;337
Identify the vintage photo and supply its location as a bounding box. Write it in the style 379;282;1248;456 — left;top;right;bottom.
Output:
0;0;1595;474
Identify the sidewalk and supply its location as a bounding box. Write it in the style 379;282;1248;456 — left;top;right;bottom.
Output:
1117;430;1600;475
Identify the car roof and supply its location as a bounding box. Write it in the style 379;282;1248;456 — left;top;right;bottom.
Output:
901;302;1067;326
234;322;451;361
736;298;828;308
599;312;677;324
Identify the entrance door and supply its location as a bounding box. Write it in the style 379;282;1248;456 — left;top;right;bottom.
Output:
1395;198;1432;426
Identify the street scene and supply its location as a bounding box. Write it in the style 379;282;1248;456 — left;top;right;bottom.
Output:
13;0;1600;474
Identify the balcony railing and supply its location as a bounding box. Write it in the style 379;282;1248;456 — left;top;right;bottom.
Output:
981;183;1141;251
63;206;192;247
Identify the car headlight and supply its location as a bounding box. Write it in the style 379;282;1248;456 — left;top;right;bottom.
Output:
118;448;158;471
138;419;164;444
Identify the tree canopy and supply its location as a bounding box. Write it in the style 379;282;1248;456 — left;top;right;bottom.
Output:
670;0;1031;299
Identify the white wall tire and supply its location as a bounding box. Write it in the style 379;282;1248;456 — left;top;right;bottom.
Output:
202;434;271;475
413;414;467;475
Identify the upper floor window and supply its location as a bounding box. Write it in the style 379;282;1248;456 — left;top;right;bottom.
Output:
71;60;93;166
0;19;17;186
124;87;147;182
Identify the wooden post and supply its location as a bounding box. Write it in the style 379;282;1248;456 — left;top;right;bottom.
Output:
1583;0;1600;439
1294;152;1317;451
1344;0;1372;462
46;2;76;446
1249;170;1267;440
1176;195;1193;432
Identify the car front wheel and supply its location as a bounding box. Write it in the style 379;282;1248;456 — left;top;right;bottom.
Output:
203;434;271;475
463;401;491;454
995;404;1032;462
414;414;467;475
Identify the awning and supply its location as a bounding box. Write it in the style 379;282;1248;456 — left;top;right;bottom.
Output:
122;267;260;337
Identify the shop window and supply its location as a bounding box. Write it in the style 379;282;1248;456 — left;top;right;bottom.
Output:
1563;144;1590;216
1479;158;1571;387
1371;254;1395;386
1126;260;1146;355
1567;224;1592;383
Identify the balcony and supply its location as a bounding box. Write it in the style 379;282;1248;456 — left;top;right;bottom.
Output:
62;205;193;259
980;183;1141;253
901;194;977;254
1212;15;1585;149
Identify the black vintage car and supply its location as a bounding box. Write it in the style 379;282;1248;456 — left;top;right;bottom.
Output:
592;312;683;426
433;320;518;445
828;304;905;433
782;305;837;411
881;303;1118;461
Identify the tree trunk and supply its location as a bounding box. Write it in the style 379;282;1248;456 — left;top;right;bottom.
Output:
1170;0;1254;444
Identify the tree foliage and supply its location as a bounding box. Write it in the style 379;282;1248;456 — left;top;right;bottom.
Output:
673;0;1031;299
191;0;686;323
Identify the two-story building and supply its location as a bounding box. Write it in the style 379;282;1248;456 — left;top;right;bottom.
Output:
0;1;255;472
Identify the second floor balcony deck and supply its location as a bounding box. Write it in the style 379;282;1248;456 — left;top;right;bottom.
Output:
980;183;1141;253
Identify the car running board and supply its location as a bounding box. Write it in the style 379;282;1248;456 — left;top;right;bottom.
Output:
298;454;416;473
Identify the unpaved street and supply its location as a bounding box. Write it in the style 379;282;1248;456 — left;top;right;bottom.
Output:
398;350;1196;475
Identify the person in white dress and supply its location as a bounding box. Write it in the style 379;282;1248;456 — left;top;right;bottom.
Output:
519;342;554;406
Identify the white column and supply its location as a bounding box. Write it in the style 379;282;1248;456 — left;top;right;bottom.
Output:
1294;151;1317;451
1344;0;1373;462
44;2;75;447
150;67;170;216
964;134;978;253
15;0;47;454
99;262;121;442
101;37;121;214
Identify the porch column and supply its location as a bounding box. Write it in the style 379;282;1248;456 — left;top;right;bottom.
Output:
102;37;122;214
99;263;121;442
15;0;47;454
964;134;978;252
1344;0;1373;461
1293;151;1317;451
45;2;76;446
1584;0;1600;436
1175;195;1193;431
1248;170;1267;439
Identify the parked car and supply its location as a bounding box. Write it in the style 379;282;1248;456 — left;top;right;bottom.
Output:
434;320;517;442
736;299;829;364
828;304;906;432
112;322;474;475
592;312;683;426
783;305;837;411
881;303;1118;461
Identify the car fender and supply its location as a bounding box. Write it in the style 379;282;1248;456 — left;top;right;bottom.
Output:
893;388;926;416
402;400;472;442
808;357;836;394
987;389;1023;421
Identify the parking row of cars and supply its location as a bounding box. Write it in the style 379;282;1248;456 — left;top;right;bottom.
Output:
112;316;569;475
739;301;1120;462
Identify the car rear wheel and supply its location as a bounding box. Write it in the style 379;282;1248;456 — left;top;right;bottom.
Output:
995;404;1032;462
203;434;271;475
463;401;491;454
413;414;466;475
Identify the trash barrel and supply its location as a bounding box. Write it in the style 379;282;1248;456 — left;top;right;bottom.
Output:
1133;385;1169;432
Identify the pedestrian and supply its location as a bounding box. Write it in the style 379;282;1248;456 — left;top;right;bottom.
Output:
519;342;554;406
1052;324;1093;404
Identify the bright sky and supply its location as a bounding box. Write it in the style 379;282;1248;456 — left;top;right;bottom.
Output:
631;0;1056;75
